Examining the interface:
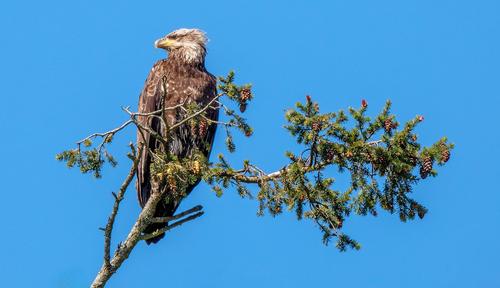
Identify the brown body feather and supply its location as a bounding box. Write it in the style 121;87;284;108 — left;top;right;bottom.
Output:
136;52;218;244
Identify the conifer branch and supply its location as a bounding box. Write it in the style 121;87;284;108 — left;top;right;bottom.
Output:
77;120;134;146
92;185;204;288
57;71;453;287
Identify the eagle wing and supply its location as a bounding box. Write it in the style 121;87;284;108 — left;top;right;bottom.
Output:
136;60;167;208
136;58;219;244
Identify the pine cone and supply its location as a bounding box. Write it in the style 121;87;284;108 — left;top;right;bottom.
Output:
441;146;450;163
190;121;197;136
240;87;252;101
198;118;208;137
384;118;393;132
420;156;433;179
312;121;322;132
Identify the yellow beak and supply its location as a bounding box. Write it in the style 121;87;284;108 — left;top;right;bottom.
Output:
154;38;176;49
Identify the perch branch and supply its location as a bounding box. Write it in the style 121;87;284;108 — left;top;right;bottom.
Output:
90;142;205;288
91;188;204;288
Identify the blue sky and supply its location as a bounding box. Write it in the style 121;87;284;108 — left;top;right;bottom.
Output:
0;0;499;287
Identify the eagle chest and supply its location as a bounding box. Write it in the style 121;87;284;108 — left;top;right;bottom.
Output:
160;68;214;157
163;64;209;108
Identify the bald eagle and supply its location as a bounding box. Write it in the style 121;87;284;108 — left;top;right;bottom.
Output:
136;29;218;244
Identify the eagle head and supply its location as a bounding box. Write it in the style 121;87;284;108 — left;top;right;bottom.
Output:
155;28;207;63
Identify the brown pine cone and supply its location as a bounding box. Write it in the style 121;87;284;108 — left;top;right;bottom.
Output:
190;121;197;136
240;87;252;101
198;118;208;137
312;121;322;132
420;156;433;179
441;146;450;163
384;118;393;132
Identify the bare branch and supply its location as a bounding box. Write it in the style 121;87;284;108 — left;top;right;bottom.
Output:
77;99;190;149
201;114;237;127
121;107;169;148
367;139;383;146
91;189;163;288
77;120;134;145
218;164;300;183
215;136;387;184
123;99;187;117
169;93;222;131
91;188;204;288
103;143;142;269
